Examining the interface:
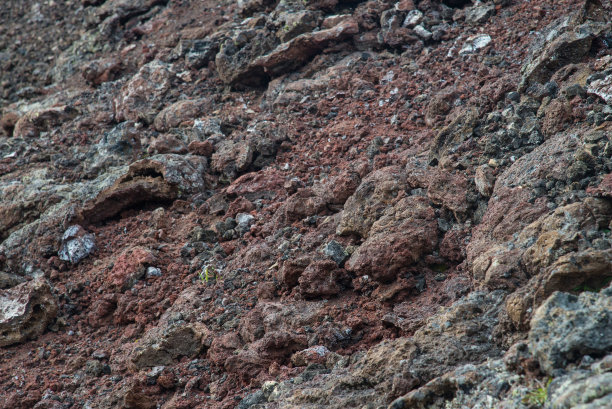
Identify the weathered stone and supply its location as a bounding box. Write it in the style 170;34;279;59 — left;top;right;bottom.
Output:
80;154;207;224
298;259;341;299
113;60;173;124
337;166;406;238
58;225;96;264
153;99;207;132
130;323;208;369
0;279;57;347
13;105;78;138
529;287;612;375
519;2;609;91
346;196;438;283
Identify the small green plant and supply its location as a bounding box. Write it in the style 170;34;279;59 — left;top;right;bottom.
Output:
522;378;552;407
198;264;220;284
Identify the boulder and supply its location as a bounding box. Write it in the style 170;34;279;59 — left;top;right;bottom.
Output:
346;196;438;283
130;323;208;369
529;287;612;375
113;60;173;124
0;279;57;347
337;166;406;238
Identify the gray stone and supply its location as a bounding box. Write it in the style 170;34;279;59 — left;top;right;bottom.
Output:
323;240;349;266
413;25;432;41
529;287;612;375
58;225;96;264
403;10;423;28
549;372;612;409
146;267;162;278
465;2;496;25
236;213;255;234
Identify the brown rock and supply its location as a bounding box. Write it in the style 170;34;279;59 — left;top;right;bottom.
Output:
337;166;407;238
346;196;438;283
298;259;342;298
13;105;78;138
187;140;214;157
153;99;207;132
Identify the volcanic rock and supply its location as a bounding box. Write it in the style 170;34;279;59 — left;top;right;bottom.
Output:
0;279;57;347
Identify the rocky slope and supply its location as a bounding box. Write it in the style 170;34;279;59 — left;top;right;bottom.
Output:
0;0;611;408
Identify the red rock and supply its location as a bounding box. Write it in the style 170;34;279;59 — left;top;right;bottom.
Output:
108;247;157;291
226;197;255;218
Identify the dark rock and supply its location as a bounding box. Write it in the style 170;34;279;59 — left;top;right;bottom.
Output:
323;240;349;266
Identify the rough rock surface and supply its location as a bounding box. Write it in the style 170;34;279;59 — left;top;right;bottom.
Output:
0;0;611;408
0;279;57;347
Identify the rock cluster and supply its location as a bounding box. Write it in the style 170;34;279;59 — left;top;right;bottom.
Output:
0;0;610;408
